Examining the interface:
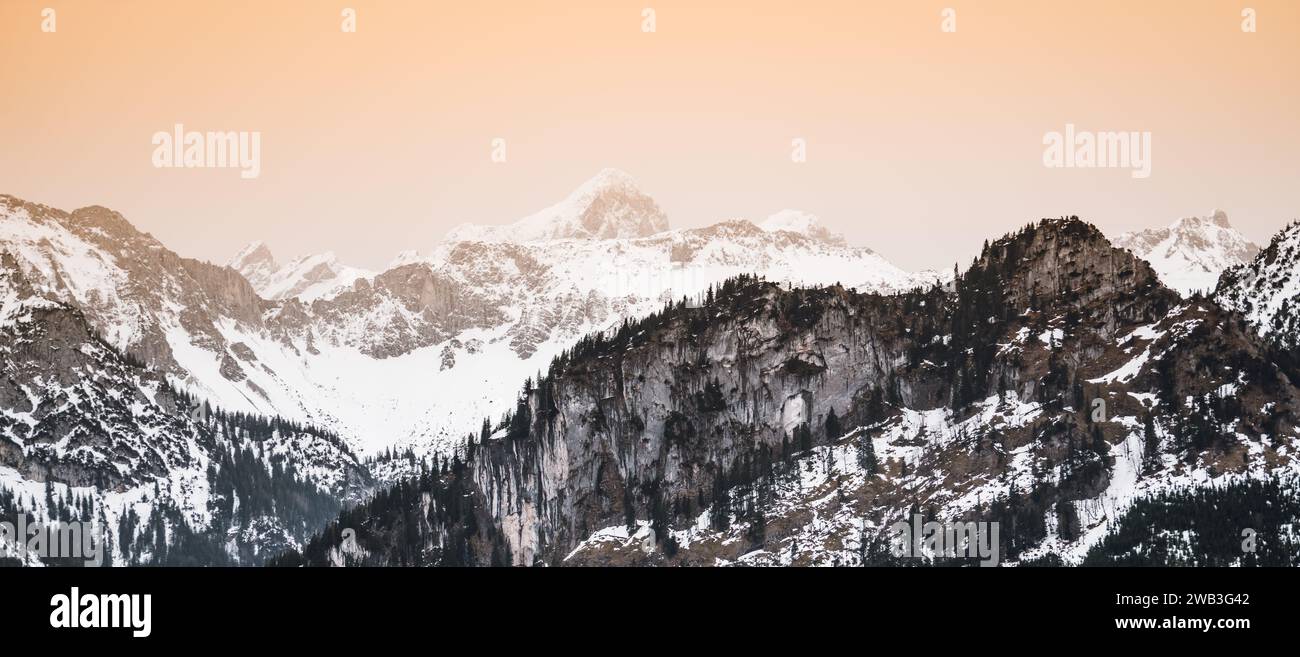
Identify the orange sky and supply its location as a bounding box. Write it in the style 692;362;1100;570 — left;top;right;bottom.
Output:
2;0;1297;271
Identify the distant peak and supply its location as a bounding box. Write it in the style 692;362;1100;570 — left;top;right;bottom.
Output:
447;168;669;243
1171;209;1234;231
228;240;277;270
560;168;645;209
235;240;270;257
1113;210;1261;296
758;210;845;245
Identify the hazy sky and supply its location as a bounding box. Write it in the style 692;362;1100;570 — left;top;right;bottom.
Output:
2;0;1297;272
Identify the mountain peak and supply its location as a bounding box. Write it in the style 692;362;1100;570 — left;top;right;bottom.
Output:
226;242;369;301
228;240;280;293
229;240;277;270
758;210;846;245
972;216;1171;316
445;168;669;243
1171;209;1234;231
1113;210;1260;296
578;167;637;192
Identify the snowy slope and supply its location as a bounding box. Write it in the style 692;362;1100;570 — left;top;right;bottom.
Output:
1215;220;1300;348
1113;210;1259;296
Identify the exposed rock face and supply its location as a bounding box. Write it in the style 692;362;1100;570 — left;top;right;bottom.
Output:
288;218;1300;566
439;340;461;371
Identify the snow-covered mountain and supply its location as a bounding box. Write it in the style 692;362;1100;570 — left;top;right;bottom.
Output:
229;242;371;302
282;218;1300;567
1215;220;1300;349
444;168;669;243
0;171;935;461
1113;210;1259;296
758;209;846;245
7;179;1300;568
0;246;368;565
325;172;941;452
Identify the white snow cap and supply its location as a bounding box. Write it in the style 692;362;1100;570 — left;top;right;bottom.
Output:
1114;209;1260;296
444;168;669;243
758;210;846;245
1171;209;1232;230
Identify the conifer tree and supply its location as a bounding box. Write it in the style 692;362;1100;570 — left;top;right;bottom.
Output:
857;433;878;475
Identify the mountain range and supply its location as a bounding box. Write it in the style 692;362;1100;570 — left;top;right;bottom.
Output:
216;169;942;456
3;171;1298;566
280;217;1300;566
